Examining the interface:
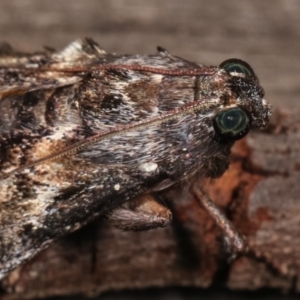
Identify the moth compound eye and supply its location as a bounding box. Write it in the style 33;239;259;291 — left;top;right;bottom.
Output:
213;107;251;140
219;58;255;77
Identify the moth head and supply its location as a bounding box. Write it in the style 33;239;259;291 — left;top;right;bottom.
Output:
214;58;272;141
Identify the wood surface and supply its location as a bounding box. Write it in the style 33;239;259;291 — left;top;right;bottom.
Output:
0;1;300;299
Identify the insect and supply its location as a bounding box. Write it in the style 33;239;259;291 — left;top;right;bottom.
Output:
0;38;271;280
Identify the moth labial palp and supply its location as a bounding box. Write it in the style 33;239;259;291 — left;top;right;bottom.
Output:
105;193;172;231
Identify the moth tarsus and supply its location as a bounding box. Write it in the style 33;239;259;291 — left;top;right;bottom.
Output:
0;38;271;280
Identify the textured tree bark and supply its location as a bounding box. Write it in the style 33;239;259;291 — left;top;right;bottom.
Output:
1;109;300;299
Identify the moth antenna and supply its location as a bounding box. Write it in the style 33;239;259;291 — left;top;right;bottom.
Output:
37;64;216;76
193;185;246;259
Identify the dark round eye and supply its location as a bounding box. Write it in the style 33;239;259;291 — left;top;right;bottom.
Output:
213;107;251;140
219;59;255;77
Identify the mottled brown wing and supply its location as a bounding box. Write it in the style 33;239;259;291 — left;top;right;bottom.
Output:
0;39;214;279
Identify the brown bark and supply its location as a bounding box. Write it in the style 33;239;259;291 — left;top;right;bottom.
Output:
1;1;300;299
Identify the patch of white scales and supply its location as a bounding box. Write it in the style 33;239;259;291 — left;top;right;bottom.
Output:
49;122;79;141
138;162;158;173
52;39;106;62
114;183;121;191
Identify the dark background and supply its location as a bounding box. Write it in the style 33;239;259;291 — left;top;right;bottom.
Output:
1;1;300;299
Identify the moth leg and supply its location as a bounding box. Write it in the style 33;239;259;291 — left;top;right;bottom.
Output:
105;194;172;231
193;186;246;259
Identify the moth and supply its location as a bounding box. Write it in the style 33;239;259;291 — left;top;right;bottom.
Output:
0;38;271;280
